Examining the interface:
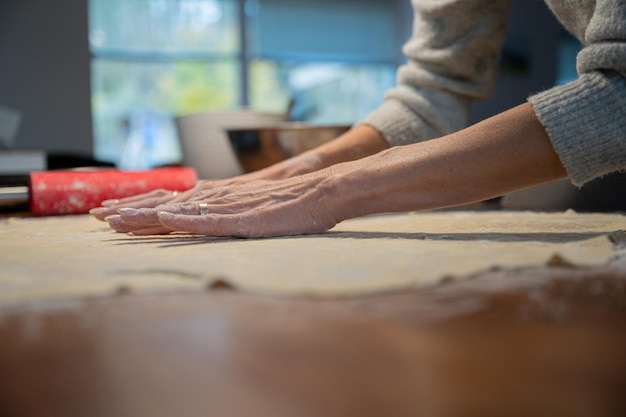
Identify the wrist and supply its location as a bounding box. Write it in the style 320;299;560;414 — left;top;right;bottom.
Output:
262;124;389;181
285;151;325;175
317;159;375;223
314;124;388;167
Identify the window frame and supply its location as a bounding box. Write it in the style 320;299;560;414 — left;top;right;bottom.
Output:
89;0;409;107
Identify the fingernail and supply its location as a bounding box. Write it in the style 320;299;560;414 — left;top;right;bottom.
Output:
117;208;138;216
103;214;119;222
101;199;120;207
89;208;100;215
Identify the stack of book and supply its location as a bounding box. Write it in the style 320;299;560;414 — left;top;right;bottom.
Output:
0;149;46;209
0;149;46;185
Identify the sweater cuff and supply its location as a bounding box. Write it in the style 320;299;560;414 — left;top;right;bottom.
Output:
528;71;626;187
359;99;454;148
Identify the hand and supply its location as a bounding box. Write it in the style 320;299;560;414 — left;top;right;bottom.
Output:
132;173;341;238
92;125;388;235
93;152;328;234
93;179;240;234
89;188;192;221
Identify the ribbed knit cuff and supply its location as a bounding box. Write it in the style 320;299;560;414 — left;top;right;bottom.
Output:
358;100;432;147
528;71;626;186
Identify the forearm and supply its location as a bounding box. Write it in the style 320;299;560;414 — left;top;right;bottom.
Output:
307;124;389;168
326;103;567;220
246;124;389;180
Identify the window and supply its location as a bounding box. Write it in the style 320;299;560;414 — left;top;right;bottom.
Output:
89;0;405;168
556;32;581;86
89;0;241;168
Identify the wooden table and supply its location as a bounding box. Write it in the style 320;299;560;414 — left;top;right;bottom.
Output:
1;259;626;417
1;208;625;417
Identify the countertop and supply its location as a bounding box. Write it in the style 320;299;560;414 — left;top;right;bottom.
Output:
1;210;625;417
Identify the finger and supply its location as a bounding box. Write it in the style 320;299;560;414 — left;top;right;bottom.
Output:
157;211;233;236
170;188;197;203
157;201;252;218
116;207;161;228
104;215;137;233
91;206;122;221
157;210;292;238
101;189;175;207
155;202;207;216
104;215;171;235
129;226;173;236
91;191;181;221
114;201;205;229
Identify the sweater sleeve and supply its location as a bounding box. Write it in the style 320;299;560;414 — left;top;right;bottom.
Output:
359;0;511;147
528;0;626;186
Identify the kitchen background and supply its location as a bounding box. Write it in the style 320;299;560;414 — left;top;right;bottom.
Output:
0;0;575;170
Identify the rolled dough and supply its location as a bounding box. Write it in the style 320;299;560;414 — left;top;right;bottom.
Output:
1;211;624;308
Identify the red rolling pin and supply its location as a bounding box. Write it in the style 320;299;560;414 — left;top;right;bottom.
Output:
29;167;198;216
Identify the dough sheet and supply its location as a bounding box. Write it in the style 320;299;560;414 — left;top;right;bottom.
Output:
1;211;624;307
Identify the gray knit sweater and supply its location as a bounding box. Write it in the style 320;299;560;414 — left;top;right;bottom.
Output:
360;0;626;186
